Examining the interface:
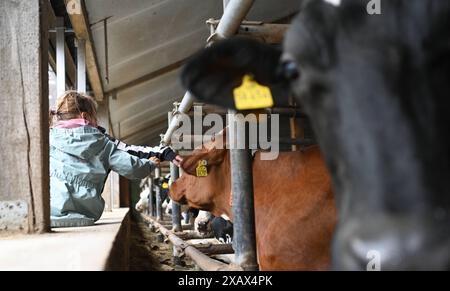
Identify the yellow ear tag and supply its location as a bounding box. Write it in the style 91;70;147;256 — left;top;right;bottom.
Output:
162;182;169;189
233;74;274;110
196;160;208;177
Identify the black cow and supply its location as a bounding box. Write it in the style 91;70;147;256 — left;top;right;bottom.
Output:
181;0;450;270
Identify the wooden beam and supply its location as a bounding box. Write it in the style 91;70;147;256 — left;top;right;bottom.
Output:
1;0;50;233
105;58;187;97
64;0;104;101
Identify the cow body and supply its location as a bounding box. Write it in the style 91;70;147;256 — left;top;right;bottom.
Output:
170;140;336;270
181;0;450;270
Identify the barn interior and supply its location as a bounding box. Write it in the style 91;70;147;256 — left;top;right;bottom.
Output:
0;0;312;271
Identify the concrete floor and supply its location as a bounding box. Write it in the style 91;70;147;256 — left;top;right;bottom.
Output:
0;208;128;271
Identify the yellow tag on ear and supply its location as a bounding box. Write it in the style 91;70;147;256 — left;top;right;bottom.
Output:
233;75;274;110
162;182;169;189
196;160;208;177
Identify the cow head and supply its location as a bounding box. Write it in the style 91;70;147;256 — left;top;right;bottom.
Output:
181;0;450;269
169;132;232;219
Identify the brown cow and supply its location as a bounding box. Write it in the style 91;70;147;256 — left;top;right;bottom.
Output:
169;133;336;270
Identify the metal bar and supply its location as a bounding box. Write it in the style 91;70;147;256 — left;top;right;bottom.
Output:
216;0;257;270
162;0;255;145
148;174;155;216
163;91;196;145
76;39;86;92
170;167;182;231
207;20;289;44
169;112;182;232
215;0;256;40
228;110;259;271
155;166;163;221
143;214;239;271
48;6;77;88
103;17;110;84
56;17;66;97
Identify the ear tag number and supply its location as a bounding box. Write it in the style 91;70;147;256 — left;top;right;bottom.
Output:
196;160;208;177
233;74;274;110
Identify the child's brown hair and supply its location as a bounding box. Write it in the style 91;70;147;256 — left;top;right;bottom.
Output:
49;91;98;127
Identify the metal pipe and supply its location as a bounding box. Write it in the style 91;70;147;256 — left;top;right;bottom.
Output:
56;17;66;97
207;19;289;44
103;17;110;84
148;174;155;216
225;0;258;264
162;0;255;145
143;215;234;271
170;166;182;231
215;0;255;40
163;91;195;145
228;110;259;271
76;39;86;92
169;112;182;232
155;166;163;221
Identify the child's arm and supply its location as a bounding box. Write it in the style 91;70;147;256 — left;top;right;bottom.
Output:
107;144;156;180
98;126;177;161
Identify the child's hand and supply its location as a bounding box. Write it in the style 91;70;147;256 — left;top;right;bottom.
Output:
172;155;183;167
149;157;160;165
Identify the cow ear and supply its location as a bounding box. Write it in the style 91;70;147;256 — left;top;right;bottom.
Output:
180;153;207;176
180;37;283;110
180;149;227;177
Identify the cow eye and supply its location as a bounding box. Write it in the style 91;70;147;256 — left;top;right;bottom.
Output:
279;60;300;81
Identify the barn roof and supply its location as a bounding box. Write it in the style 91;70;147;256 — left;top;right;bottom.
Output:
81;0;299;145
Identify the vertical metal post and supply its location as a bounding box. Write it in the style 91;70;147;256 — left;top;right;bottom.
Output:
76;39;86;93
170;164;182;230
178;167;190;224
223;0;258;270
56;17;65;97
228;110;259;271
149;175;155;217
155;166;163;221
103;17;110;84
147;174;154;216
169;112;182;232
171;150;183;266
162;0;254;145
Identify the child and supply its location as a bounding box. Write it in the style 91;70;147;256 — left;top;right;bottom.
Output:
49;91;182;227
